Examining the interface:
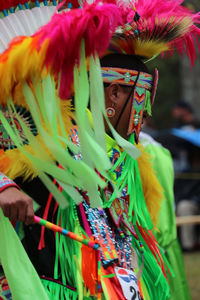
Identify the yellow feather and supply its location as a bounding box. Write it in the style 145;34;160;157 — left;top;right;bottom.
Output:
0;147;37;181
136;143;164;228
134;39;169;58
0;95;73;181
0;37;49;105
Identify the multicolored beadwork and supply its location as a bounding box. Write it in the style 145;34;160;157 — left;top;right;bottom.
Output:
0;276;12;300
101;68;153;90
109;148;124;179
0;172;18;192
101;67;158;142
69;126;82;161
127;86;146;141
105;189;137;238
0;106;37;150
114;232;133;269
79;200;118;268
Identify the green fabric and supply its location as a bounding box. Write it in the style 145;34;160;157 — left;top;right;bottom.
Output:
89;55;109;161
0;208;50;300
141;135;191;300
144;142;176;246
41;278;78;300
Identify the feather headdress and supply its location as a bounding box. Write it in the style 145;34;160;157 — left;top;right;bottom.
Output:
106;0;200;64
100;0;200;141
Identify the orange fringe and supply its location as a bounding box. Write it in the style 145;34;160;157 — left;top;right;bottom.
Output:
81;237;98;295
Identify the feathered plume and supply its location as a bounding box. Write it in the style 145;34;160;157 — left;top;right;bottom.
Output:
0;2;121;100
36;1;122;98
107;0;200;64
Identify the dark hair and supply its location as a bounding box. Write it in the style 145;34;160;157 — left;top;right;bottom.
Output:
100;53;150;73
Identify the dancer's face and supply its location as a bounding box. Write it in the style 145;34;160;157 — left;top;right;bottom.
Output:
104;83;133;140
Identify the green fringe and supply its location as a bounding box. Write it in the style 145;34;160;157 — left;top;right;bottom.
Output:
104;133;172;298
133;227;171;300
105;134;153;230
41;278;95;300
144;91;152;116
54;194;80;288
41;278;78;300
53;193;97;300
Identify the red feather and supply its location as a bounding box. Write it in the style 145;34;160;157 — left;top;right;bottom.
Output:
104;0;200;65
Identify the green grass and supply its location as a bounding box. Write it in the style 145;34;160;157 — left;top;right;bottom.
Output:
183;252;200;300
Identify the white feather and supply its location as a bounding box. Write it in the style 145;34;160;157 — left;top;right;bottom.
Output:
0;6;56;54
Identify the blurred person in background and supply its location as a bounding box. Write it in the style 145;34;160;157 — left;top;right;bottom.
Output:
171;101;199;172
172;100;199;130
175;146;200;251
170;101;200;251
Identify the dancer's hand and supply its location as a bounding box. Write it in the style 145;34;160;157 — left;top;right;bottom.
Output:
0;187;34;224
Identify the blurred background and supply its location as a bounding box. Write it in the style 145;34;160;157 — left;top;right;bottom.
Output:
145;1;200;299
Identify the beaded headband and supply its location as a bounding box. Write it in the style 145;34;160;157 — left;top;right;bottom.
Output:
102;67;152;89
102;67;158;142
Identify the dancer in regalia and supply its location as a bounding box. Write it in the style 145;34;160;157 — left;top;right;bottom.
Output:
0;1;200;299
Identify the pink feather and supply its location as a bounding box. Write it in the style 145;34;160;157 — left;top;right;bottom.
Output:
34;2;122;99
101;0;200;64
126;0;200;65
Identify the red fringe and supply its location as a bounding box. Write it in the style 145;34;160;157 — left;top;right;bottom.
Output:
38;187;55;250
38;176;62;250
137;224;169;280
